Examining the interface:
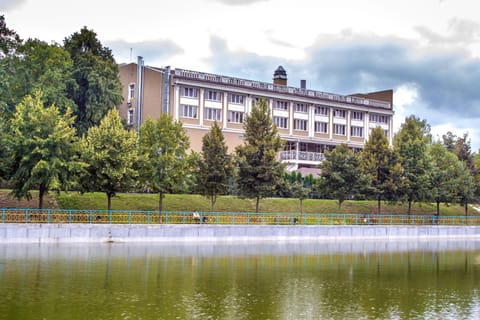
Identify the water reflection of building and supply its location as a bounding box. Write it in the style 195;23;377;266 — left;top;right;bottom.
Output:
118;58;394;171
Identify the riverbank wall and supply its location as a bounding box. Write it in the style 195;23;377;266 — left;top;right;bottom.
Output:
1;224;480;243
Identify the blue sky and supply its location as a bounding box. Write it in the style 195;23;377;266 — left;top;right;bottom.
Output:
2;0;480;150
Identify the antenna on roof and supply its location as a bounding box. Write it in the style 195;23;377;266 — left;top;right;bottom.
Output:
130;48;133;62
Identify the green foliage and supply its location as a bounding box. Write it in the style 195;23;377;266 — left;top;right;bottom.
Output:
320;143;363;210
80;108;138;210
8;91;81;208
428;143;474;215
1;39;75;117
138;114;191;211
235;98;284;212
0;15;21;58
64;27;123;136
393;115;432;214
360;127;402;213
197;122;233;211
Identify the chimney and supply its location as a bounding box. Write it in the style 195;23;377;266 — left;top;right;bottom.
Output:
300;79;306;89
273;65;287;86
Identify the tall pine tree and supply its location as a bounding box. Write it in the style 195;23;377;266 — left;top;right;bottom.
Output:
235;99;284;213
197;122;233;211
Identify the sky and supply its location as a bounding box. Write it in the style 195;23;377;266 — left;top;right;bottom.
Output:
2;0;480;150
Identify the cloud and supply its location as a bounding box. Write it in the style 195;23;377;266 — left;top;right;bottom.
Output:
210;0;268;5
0;0;26;11
106;39;184;64
415;18;480;45
204;33;480;149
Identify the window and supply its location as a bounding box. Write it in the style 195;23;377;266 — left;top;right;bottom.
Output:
333;109;346;118
128;84;135;101
181;87;198;98
273;100;288;111
204;108;222;121
294;119;308;131
351;126;363;137
229;94;244;104
180;104;198;118
315;121;328;133
369;114;388;124
294;103;308;113
274;116;288;129
352;111;363;121
205;90;222;101
228;111;244;123
127;109;134;125
314;106;328;116
334;124;346;135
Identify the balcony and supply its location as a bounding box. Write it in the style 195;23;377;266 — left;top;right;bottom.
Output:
279;151;325;163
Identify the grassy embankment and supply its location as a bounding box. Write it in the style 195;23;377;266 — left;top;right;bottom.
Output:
1;189;476;216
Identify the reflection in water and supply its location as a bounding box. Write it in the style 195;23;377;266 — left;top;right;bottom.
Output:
0;240;479;320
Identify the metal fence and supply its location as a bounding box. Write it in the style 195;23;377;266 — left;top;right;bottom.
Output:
1;208;480;226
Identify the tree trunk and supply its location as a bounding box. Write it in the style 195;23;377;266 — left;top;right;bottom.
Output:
377;196;381;214
300;199;303;215
107;194;112;211
255;197;260;213
38;187;45;209
338;201;342;212
408;199;412;215
465;202;468;217
211;194;216;212
436;200;440;216
159;191;164;212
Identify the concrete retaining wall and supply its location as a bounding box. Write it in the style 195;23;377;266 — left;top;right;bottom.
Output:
1;224;480;243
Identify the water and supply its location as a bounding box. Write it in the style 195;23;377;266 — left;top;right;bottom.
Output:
0;240;479;320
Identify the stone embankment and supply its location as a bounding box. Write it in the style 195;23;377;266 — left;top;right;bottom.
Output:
0;224;479;243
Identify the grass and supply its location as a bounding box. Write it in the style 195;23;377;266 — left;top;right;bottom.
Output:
56;191;477;216
1;189;477;216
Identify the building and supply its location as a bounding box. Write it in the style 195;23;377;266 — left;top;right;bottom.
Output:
118;57;394;171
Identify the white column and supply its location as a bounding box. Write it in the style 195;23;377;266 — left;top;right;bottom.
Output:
308;104;314;138
223;92;228;129
347;110;351;141
329;107;333;140
199;88;204;126
289;102;293;136
173;86;180;121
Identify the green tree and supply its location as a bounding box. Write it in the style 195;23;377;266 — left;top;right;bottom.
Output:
360;127;402;214
320;143;363;211
427;143;466;216
1;39;75;117
80;109;138;210
197;122;233;211
138;115;191;212
393;116;432;214
0;15;21;58
0;15;22;116
8;92;82;208
64;27;123;136
235;98;284;213
291;181;310;215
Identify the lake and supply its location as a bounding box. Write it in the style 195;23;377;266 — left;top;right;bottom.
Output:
0;240;479;319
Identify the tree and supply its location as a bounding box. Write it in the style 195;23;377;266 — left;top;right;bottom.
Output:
138;115;191;212
1;39;75;117
320;143;363;211
80;109;138;210
64;27;123;136
8;92;82;208
235;98;284;213
0;15;21;58
291;181;310;215
197;122;233;211
359;127;401;214
393;116;432;214
428;143;466;216
0;15;22;116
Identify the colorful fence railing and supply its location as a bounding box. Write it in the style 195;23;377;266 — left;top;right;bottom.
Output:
1;208;480;226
